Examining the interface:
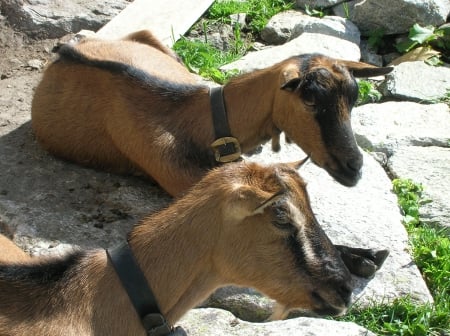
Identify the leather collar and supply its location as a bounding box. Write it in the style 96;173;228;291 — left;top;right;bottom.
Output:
106;242;173;336
209;86;242;163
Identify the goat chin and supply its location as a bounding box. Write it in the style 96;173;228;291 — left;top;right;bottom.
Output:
268;303;290;321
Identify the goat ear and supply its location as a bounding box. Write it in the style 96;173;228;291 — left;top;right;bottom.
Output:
281;77;301;92
286;156;309;170
228;185;284;220
340;60;394;78
253;191;284;215
280;66;301;91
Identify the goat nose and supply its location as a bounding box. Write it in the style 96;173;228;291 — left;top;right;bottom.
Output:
346;155;363;173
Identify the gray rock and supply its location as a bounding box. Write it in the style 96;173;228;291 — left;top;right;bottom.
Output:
261;10;307;45
353;102;450;230
359;40;383;66
381;61;450;102
289;15;360;45
0;0;128;39
333;0;450;35
353;102;450;155
389;146;450;230
221;32;360;73
295;0;341;9
261;11;360;46
178;308;377;336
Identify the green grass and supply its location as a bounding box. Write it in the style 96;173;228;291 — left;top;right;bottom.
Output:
337;179;450;335
357;80;382;105
173;0;292;83
207;0;292;34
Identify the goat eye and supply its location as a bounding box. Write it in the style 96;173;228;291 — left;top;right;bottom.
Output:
272;206;293;230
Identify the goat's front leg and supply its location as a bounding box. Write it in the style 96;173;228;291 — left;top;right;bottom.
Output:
335;245;389;278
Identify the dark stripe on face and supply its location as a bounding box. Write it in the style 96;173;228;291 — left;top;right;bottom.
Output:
286;234;312;276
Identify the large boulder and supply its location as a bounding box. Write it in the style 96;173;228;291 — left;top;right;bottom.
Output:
0;0;128;39
261;10;360;46
333;0;450;36
353;101;450;230
381;61;450;102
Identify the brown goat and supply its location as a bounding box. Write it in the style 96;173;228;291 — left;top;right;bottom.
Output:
31;30;393;197
0;161;355;335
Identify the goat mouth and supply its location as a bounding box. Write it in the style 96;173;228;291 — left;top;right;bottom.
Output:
311;291;348;317
327;167;361;187
309;155;361;187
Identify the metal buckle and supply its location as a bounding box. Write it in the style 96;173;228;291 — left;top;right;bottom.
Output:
211;137;242;163
142;313;173;336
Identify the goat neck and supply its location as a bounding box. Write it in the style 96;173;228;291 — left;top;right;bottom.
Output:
128;190;223;325
222;67;281;153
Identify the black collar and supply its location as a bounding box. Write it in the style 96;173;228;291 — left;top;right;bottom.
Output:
106;242;174;336
209;86;242;163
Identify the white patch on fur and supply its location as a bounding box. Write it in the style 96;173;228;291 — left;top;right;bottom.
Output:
287;201;316;264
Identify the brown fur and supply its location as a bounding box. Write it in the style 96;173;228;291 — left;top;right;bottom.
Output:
0;162;353;335
0;235;30;263
31;30;393;196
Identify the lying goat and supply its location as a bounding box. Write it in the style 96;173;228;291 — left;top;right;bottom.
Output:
32;30;393;197
0;161;386;335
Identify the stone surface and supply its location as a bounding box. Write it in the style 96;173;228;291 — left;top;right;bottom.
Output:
389;146;450;230
0;0;128;39
221;32;360;73
178;308;376;336
261;10;360;46
261;10;307;45
333;0;450;35
353;102;450;230
352;102;450;155
289;14;360;45
295;0;342;9
381;61;450;102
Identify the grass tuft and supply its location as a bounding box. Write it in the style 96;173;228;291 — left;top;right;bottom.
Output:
338;179;450;335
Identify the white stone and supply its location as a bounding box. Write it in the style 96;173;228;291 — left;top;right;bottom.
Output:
381;61;450;102
178;308;376;336
221;32;360;73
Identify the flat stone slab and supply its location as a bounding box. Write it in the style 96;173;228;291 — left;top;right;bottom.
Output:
353;101;450;230
381;61;450;102
389;146;450;230
96;0;214;45
352;102;450;155
178;308;376;336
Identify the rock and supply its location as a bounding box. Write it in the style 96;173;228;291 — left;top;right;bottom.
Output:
289;15;360;45
261;11;360;46
353;102;450;155
261;10;306;45
353;101;450;230
221;32;360;73
380;61;450;102
26;59;44;70
359;40;383;66
295;0;341;9
333;0;450;36
389;146;450;230
0;0;128;39
178;308;377;336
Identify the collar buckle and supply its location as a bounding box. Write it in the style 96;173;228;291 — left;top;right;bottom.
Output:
142;313;173;336
211;137;242;163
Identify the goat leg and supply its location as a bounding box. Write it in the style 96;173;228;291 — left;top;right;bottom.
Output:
335;245;390;278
